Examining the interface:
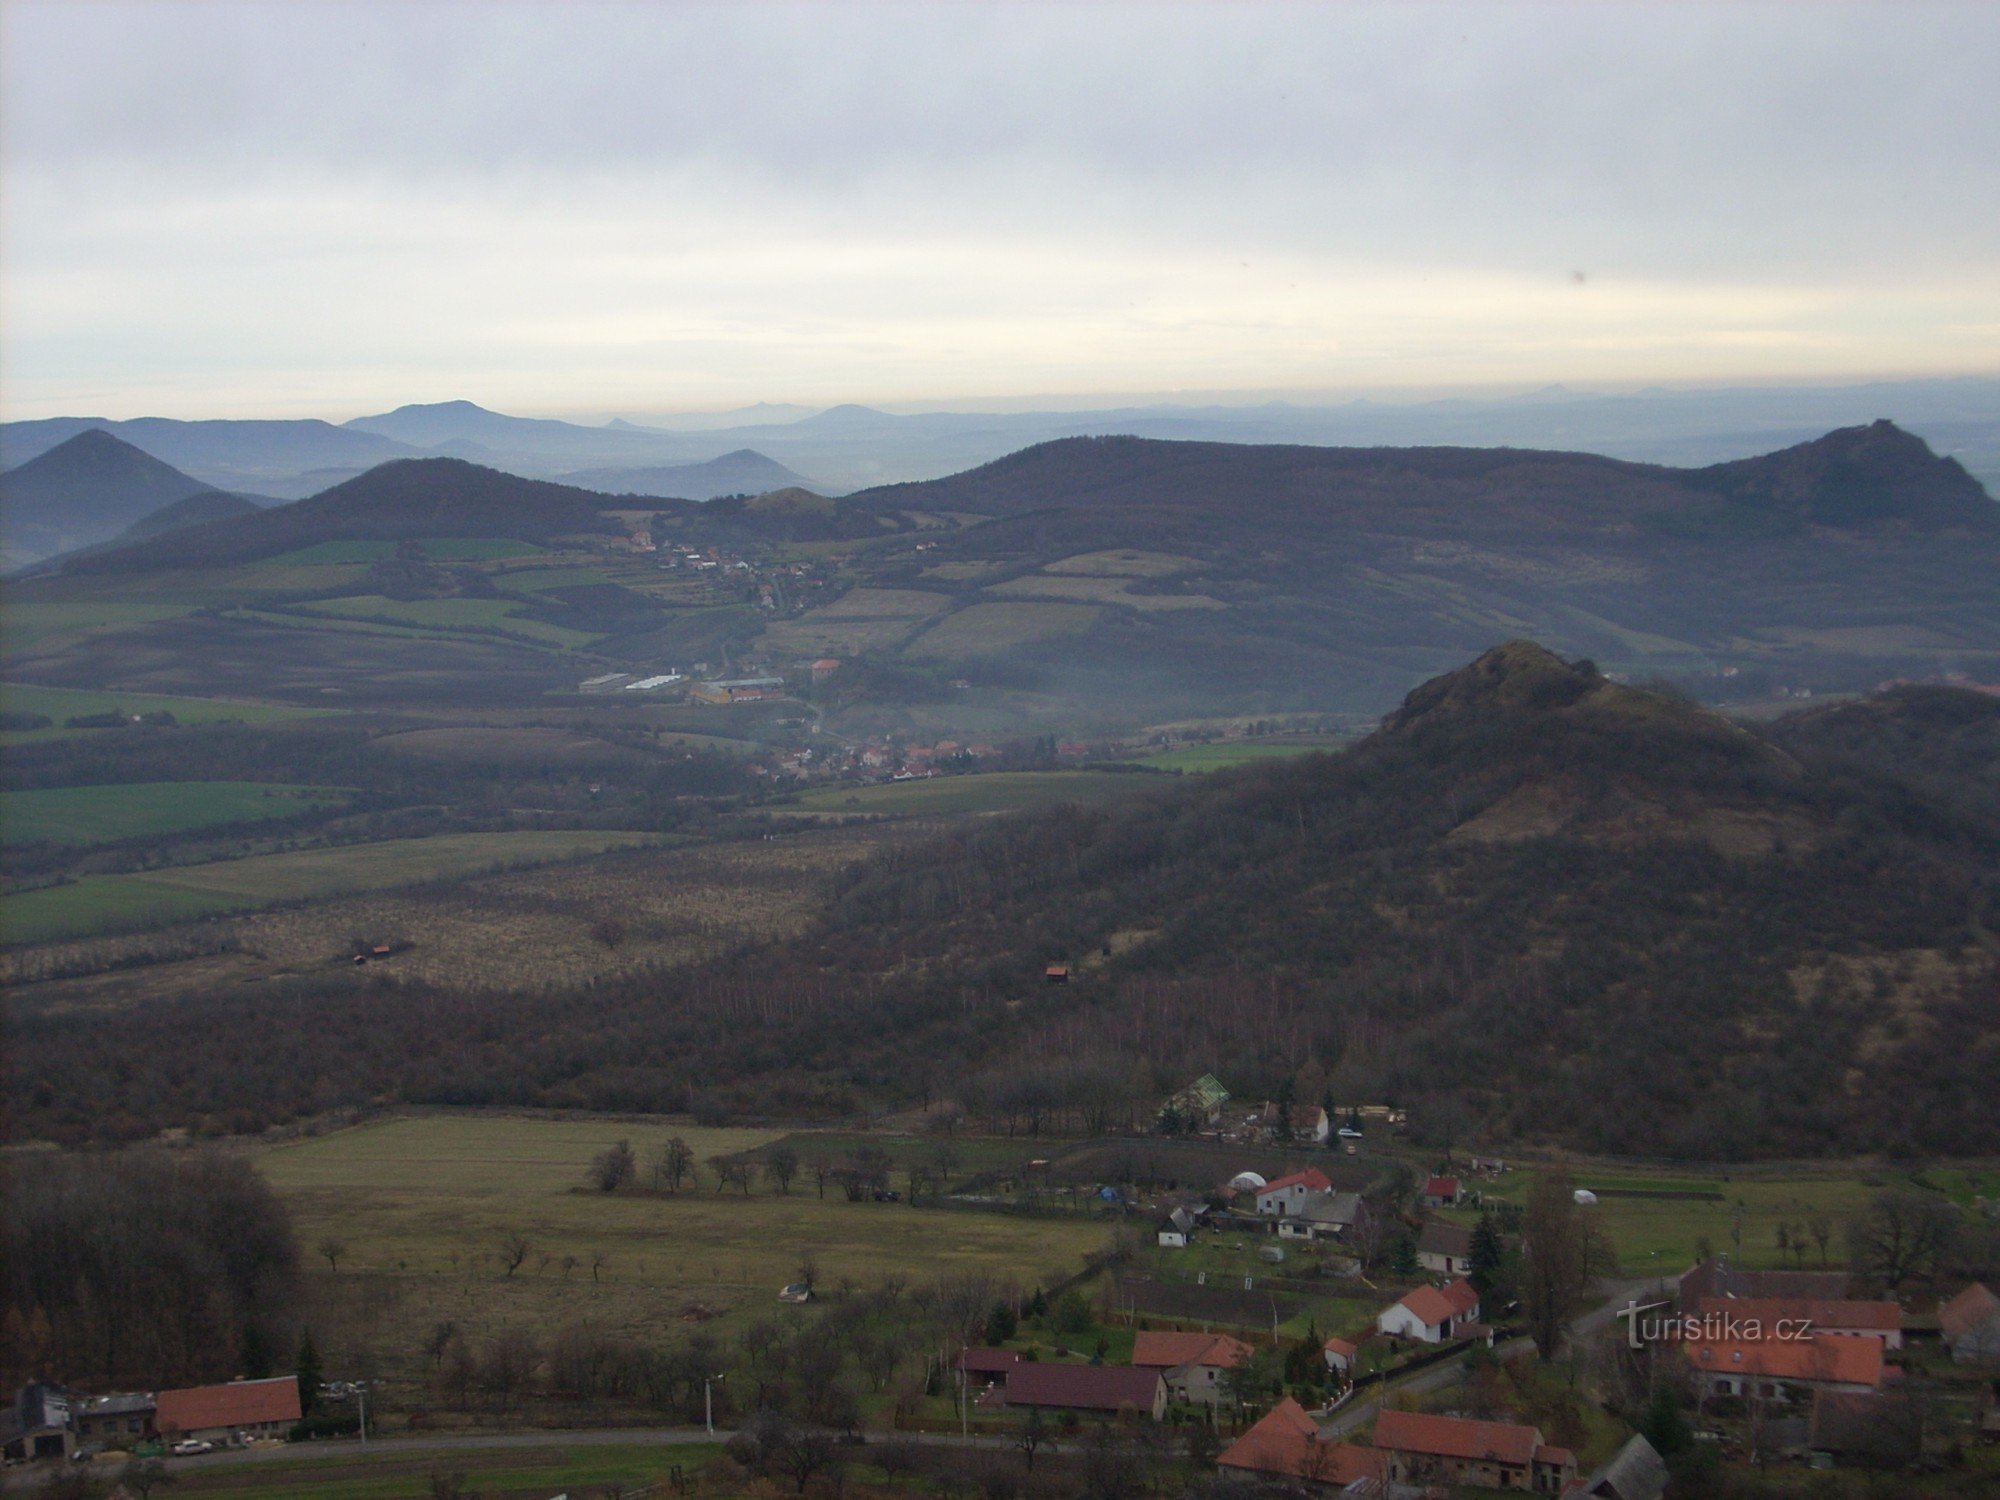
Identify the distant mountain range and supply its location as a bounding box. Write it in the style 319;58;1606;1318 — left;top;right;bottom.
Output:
0;430;261;569
25;421;1997;725
5;375;1997;501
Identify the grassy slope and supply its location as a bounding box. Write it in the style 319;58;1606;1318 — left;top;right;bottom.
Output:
1;830;661;945
261;1114;1110;1369
0;682;340;744
2;781;351;845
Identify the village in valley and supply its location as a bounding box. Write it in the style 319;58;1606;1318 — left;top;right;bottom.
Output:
14;1070;2000;1500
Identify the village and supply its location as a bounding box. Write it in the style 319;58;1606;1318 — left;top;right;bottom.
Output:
12;1078;2000;1497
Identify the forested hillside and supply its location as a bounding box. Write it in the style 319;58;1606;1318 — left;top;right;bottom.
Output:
16;644;1998;1159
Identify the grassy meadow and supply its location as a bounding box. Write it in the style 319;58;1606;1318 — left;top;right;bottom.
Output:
2;780;351;845
1130;739;1344;772
1442;1159;1893;1277
0;829;663;945
260;1113;1113;1380
0;681;340;743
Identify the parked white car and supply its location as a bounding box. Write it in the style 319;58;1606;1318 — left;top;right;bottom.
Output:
170;1440;213;1457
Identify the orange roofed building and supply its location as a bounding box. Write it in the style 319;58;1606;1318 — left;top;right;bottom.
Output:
1684;1332;1885;1400
1371;1408;1575;1492
1218;1398;1385;1489
1131;1331;1253;1407
154;1377;301;1444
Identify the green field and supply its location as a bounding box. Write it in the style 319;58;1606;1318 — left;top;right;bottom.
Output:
0;829;662;945
491;565;614;592
267;537;549;564
3;781;351;846
296;596;600;648
0;682;341;743
158;1441;722;1499
258;1114;1112;1369
1131;739;1343;772
1446;1162;1890;1276
789;770;1161;816
1;600;201;654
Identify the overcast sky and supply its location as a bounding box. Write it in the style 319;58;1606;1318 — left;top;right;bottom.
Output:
4;0;1997;420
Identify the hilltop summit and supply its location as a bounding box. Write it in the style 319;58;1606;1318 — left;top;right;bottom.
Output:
1697;418;1996;529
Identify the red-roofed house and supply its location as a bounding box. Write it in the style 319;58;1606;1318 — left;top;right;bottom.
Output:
1255;1169;1334;1217
1422;1175;1463;1207
1321;1336;1359;1375
153;1377;301;1444
1940;1283;2000;1364
985;1363;1165;1419
1372;1408;1575;1492
1218;1398;1384;1488
1693;1296;1903;1350
1684;1333;1885;1399
1131;1331;1252;1407
1378;1278;1482;1343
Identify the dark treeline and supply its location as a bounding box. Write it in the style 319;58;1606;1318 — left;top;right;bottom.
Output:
11;655;2000;1158
1;1150;301;1391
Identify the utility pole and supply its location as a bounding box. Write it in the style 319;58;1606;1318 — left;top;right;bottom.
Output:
704;1374;724;1437
358;1386;367;1447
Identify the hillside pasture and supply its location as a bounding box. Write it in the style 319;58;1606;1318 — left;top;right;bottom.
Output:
259;1113;1112;1376
266;537;550;564
813;587;952;619
905;601;1103;657
2;780;351;846
0;681;341;744
1042;549;1200;577
987;575;1225;611
1131;739;1344;772
0;829;663;945
294;595;601;648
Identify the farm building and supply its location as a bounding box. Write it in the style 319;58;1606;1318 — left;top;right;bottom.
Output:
978;1363;1165;1420
1130;1331;1253;1407
154;1376;301;1444
1255;1168;1333;1217
1677;1255;1850;1307
689;676;786;705
1418;1218;1476;1275
1157;1205;1198;1248
1940;1282;2000;1363
1372;1409;1575;1493
1689;1296;1902;1350
1164;1073;1231;1126
954;1348;1023;1390
1421;1175;1462;1207
1216;1398;1383;1487
1683;1332;1885;1399
1581;1433;1668;1500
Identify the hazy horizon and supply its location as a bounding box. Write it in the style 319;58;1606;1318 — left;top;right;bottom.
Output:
4;1;1998;422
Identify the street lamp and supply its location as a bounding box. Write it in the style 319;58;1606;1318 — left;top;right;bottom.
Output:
704;1373;725;1438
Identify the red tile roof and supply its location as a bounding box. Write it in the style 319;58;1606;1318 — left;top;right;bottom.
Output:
1373;1408;1541;1467
1396;1277;1481;1328
1424;1176;1460;1198
1323;1336;1359;1359
1260;1169;1333;1195
154;1377;300;1434
1685;1333;1885;1388
999;1363;1163;1412
1219;1398;1384;1484
1131;1332;1253;1371
1534;1443;1575;1468
1694;1296;1901;1333
1939;1283;1999;1342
